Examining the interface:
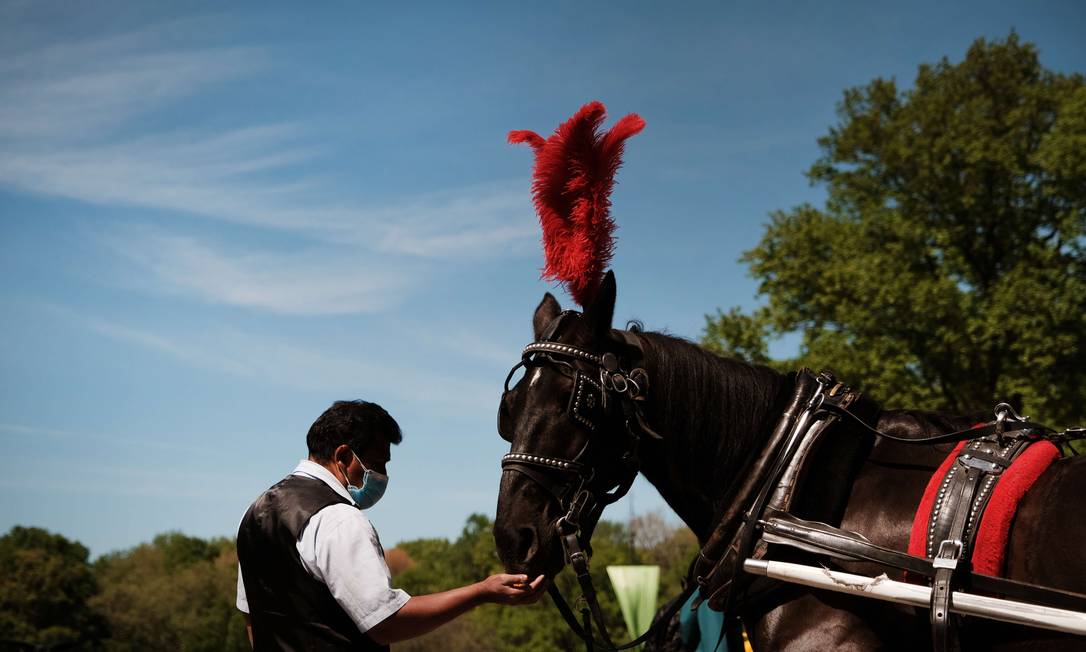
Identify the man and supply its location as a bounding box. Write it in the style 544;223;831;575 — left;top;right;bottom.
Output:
237;400;545;650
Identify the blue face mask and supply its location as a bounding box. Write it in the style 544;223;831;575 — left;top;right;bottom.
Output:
345;451;389;510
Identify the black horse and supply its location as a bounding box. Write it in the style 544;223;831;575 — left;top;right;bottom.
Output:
493;272;1086;651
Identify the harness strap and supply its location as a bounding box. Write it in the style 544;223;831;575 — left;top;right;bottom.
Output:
823;402;1046;445
501;452;590;476
523;341;603;366
930;465;979;652
693;371;817;592
501;462;579;506
923;430;1038;651
711;372;834;614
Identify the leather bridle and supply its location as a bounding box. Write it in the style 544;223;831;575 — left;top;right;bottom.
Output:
499;312;655;547
498;311;685;650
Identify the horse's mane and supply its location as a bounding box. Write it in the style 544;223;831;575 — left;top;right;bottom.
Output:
637;330;978;446
636;330;791;476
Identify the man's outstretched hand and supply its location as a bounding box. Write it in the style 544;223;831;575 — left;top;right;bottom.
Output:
479;573;547;605
364;573;550;644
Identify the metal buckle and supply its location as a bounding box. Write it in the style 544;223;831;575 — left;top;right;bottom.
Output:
932;539;963;570
958;453;1004;474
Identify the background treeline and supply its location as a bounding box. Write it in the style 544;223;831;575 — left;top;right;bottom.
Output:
1;527;248;652
0;512;697;651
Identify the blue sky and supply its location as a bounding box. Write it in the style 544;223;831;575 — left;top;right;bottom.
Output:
1;1;1083;556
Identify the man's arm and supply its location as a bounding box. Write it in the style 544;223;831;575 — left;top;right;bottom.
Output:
366;573;545;645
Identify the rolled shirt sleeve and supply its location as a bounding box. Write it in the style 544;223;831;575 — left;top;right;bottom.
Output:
298;504;411;633
236;563;249;613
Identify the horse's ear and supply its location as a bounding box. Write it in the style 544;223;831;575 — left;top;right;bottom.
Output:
533;293;562;340
585;270;616;335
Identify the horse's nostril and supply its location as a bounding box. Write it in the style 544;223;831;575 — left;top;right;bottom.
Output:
516;527;538;563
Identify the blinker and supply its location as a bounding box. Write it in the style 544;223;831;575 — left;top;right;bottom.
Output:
498;384;517;442
568;372;605;431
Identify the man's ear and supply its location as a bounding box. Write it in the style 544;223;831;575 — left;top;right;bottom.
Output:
584;270;616;336
533;293;562;340
332;444;353;473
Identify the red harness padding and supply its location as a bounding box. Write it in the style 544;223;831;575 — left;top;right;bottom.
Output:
907;438;1060;577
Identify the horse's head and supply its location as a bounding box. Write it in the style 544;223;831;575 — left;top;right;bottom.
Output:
493;272;648;578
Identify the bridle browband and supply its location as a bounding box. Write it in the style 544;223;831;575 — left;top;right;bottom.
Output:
498;311;684;650
522;341;603;365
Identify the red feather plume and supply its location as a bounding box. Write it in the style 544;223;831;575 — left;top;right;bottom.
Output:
509;101;645;306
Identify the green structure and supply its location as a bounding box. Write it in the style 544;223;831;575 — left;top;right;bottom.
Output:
606;565;660;645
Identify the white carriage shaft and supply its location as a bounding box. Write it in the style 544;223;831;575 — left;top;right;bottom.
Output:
743;559;1086;637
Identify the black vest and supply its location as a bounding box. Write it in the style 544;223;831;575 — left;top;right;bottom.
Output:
237;474;389;652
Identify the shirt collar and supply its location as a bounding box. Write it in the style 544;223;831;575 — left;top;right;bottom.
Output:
291;459;355;506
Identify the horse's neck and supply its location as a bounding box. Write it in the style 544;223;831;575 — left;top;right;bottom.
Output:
633;334;792;541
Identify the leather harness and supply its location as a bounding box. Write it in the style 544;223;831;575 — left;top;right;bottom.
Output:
924;421;1036;651
499;314;1086;651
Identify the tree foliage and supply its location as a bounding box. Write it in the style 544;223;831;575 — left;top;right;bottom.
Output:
704;34;1086;424
0;515;695;652
0;527;106;650
90;532;247;652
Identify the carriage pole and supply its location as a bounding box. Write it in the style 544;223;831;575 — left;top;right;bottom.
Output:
744;559;1086;636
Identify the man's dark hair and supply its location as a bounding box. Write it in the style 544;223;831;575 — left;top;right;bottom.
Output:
306;400;402;462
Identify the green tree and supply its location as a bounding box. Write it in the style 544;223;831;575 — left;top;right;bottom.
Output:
0;526;107;650
704;33;1086;425
91;533;246;652
630;511;700;608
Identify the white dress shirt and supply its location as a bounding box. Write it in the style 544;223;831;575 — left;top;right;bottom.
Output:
236;460;410;634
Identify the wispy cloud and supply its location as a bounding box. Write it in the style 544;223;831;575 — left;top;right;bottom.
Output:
0;124;355;233
0;131;535;259
0;45;260;142
61;307;500;411
78;311;256;377
0;422;215;457
405;322;523;368
370;186;537;259
187;328;500;411
0;457;249;500
0;24;536;271
98;227;415;316
0;423;69;439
